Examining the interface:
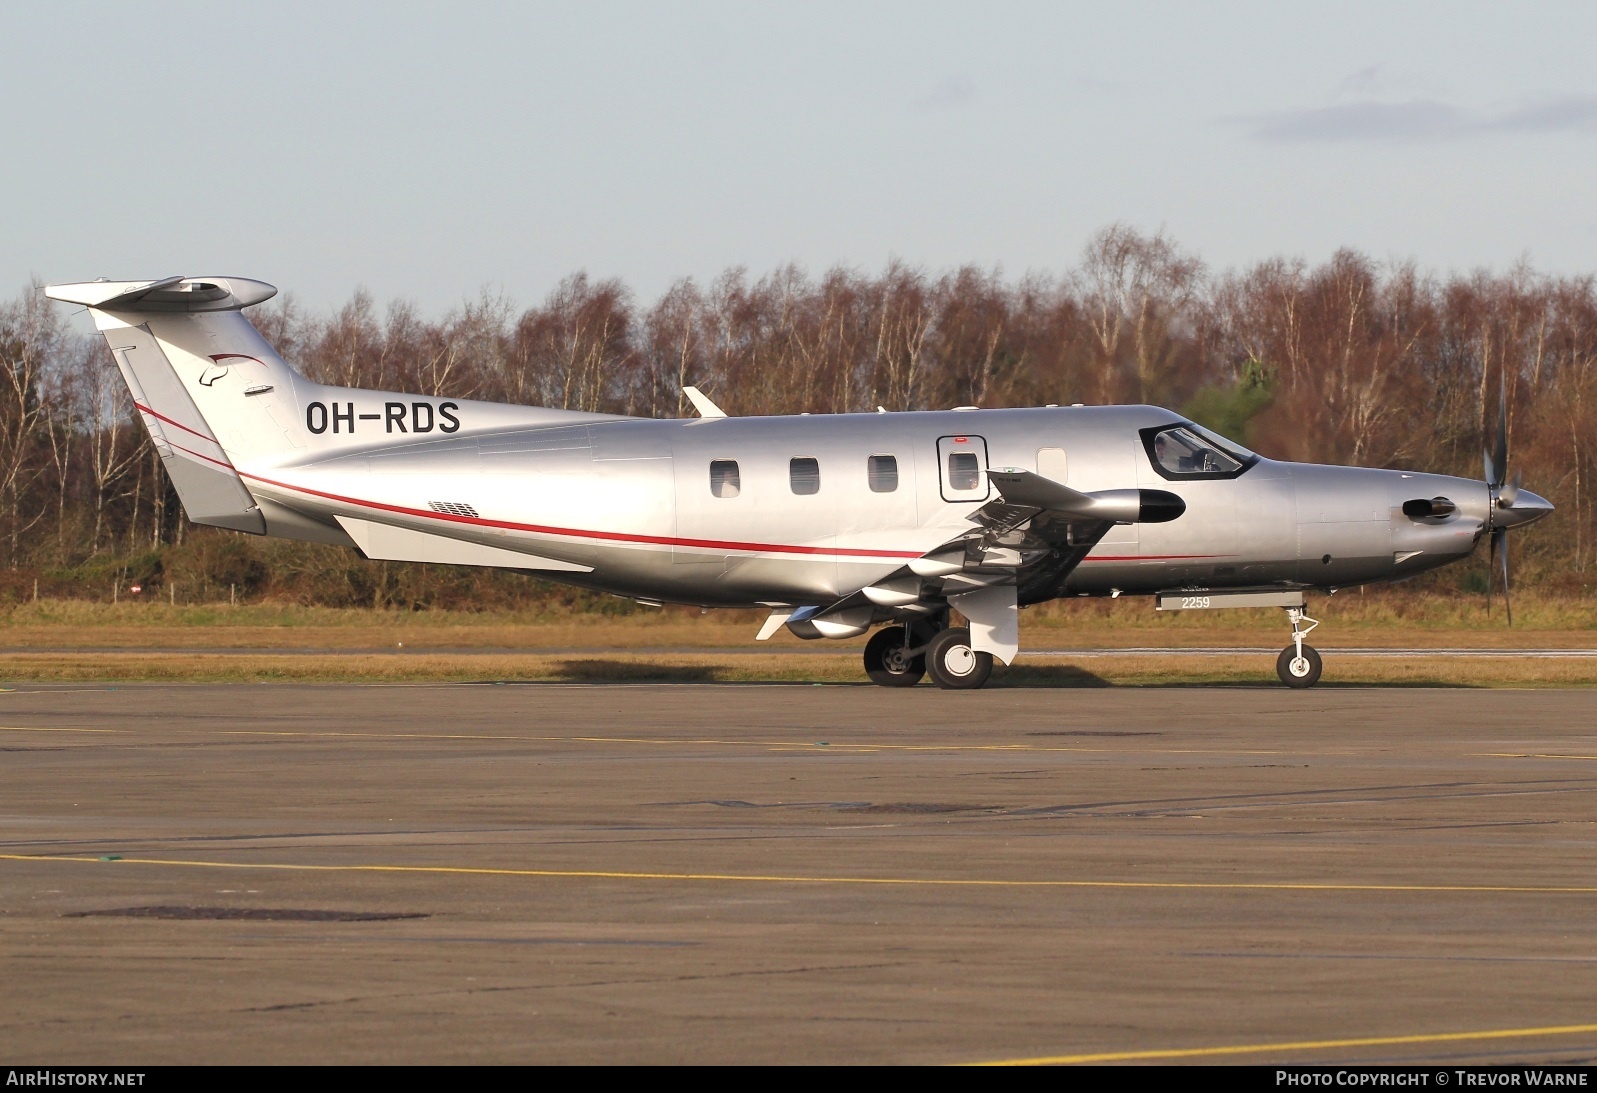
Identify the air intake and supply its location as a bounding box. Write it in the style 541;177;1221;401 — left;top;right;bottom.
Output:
428;501;479;518
1402;497;1456;519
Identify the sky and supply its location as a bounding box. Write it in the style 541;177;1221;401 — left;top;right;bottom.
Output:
5;1;1597;316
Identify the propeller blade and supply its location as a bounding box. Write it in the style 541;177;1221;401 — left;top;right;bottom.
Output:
1494;372;1510;488
1497;526;1512;628
1486;525;1497;617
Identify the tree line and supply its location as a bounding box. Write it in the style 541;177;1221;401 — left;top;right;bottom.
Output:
1;225;1591;603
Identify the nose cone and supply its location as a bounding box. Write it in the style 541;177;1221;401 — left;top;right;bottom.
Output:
1498;488;1554;530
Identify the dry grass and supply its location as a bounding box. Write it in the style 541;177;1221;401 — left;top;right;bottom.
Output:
1;592;1593;652
0;600;769;649
1;650;1592;688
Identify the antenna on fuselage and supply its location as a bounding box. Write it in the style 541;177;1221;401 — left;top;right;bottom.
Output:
682;386;727;419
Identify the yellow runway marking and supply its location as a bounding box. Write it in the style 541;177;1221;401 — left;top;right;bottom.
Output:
971;1020;1597;1065
1484;752;1597;761
3;853;1595;894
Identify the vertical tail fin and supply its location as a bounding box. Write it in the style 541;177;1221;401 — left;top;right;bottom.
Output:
46;276;306;534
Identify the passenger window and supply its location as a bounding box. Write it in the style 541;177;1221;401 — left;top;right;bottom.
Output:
710;459;740;498
789;457;820;495
947;452;981;491
868;455;898;493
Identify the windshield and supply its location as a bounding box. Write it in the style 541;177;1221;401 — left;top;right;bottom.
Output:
1184;421;1255;461
1142;423;1256;480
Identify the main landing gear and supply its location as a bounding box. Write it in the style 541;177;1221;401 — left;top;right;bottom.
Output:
925;627;993;689
862;623;983;690
862;623;927;687
1276;606;1322;688
863;622;994;690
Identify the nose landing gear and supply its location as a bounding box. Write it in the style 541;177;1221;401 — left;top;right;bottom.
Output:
1277;607;1322;688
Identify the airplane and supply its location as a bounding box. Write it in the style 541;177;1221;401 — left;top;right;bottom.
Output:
45;275;1555;690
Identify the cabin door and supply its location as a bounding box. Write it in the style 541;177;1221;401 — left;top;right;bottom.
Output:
936;434;991;503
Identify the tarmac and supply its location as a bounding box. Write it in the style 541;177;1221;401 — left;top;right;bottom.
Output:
4;646;1595;657
2;682;1596;1065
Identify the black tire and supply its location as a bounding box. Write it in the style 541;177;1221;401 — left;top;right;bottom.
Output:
1276;644;1323;688
926;626;993;690
863;625;925;687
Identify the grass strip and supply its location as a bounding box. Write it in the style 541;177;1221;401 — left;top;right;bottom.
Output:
1;651;1593;687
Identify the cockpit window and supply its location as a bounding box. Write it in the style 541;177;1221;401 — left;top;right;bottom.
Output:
1185;421;1257;461
1140;423;1256;481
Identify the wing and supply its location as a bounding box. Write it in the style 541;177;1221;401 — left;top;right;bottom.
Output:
913;470;1186;603
772;470;1187;645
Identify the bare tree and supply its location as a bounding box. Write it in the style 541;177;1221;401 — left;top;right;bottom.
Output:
0;285;68;564
511;273;636;413
644;278;708;417
1076;224;1205;404
8;239;1597;598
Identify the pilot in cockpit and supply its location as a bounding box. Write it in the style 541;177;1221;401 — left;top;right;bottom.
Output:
1154;432;1196;473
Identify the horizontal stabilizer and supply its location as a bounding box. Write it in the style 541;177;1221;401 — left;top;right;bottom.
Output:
46;276;277;313
334;517;593;572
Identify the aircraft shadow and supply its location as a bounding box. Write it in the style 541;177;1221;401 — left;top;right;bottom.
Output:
991;664;1113;688
461;661;1484;688
992;668;1481;689
554;659;721;683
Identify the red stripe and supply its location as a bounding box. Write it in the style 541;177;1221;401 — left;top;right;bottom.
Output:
165;438;239;473
1082;554;1224;562
133;401;221;447
240;470;924;559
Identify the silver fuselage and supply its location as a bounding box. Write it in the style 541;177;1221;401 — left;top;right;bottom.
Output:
243;397;1502;608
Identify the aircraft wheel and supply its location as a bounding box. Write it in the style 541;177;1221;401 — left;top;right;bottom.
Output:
926;626;993;690
1276;644;1323;689
863;625;926;687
